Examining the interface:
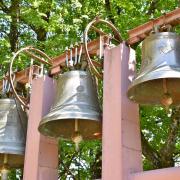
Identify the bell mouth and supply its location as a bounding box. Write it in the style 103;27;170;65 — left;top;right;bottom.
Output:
128;77;180;105
38;117;102;140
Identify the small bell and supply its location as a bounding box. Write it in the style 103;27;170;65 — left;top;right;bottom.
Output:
0;99;27;169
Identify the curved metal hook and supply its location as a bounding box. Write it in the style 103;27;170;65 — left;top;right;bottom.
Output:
9;46;52;109
84;17;123;79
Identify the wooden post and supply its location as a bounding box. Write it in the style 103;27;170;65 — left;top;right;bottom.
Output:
23;76;59;180
102;43;142;180
131;167;180;180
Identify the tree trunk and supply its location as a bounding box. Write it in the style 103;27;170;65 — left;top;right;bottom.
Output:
141;107;180;169
9;0;20;52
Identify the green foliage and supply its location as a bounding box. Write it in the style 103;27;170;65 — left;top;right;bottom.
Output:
7;169;22;180
0;0;180;179
59;140;101;179
140;106;171;150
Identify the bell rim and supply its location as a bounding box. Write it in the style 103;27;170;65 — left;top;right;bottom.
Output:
39;115;102;128
127;77;180;105
128;68;180;91
38;116;102;139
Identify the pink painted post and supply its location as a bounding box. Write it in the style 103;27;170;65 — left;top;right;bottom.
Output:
102;43;142;180
23;76;59;180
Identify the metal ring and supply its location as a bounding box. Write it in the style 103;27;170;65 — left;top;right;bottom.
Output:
84;17;123;79
9;46;52;109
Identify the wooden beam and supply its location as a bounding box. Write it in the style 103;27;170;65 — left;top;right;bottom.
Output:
127;8;180;45
2;8;180;86
131;167;180;180
0;65;40;90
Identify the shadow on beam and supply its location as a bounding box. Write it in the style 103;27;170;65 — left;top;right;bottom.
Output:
130;167;180;180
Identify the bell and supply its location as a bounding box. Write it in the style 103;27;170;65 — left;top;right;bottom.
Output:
38;70;102;140
0;99;27;169
127;32;180;106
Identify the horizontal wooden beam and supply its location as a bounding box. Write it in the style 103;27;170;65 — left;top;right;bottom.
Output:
0;38;102;90
127;8;180;45
130;167;180;180
0;65;40;90
2;8;180;85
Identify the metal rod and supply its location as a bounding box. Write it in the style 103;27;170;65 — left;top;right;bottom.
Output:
91;25;120;43
74;42;78;65
78;42;83;64
69;44;74;67
40;64;44;76
9;46;52;109
2;78;5;94
28;58;34;87
65;47;69;67
99;34;103;59
24;50;51;65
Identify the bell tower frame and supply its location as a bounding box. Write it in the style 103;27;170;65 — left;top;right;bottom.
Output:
19;7;180;180
102;43;142;180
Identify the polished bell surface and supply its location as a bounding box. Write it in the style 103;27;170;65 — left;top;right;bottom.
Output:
0;99;27;168
38;70;102;140
127;32;180;105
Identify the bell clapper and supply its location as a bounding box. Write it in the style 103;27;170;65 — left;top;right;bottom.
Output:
78;39;83;64
161;79;173;111
1;168;9;180
1;154;10;180
72;119;83;151
3;154;8;165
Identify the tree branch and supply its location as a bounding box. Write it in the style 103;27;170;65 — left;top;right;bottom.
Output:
159;107;180;167
90;148;101;179
141;131;162;168
60;160;76;179
59;151;77;178
147;0;159;15
20;9;51;42
0;0;9;13
8;0;20;52
104;0;114;24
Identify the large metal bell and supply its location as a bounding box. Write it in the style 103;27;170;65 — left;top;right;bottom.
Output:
127;32;180;105
38;70;102;140
0;99;27;169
